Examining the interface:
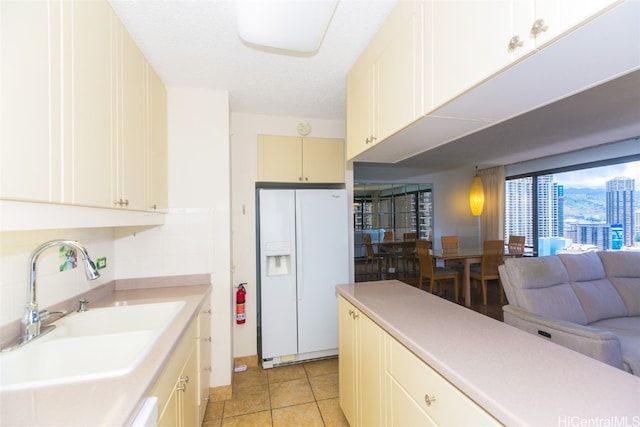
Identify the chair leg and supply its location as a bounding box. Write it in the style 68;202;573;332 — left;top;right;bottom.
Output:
482;280;488;305
418;275;424;290
429;279;436;294
453;277;459;302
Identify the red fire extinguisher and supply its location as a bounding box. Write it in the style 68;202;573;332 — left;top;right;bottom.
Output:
236;283;246;324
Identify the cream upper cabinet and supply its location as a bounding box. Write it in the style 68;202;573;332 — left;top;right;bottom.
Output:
0;1;62;202
346;56;376;160
64;0;114;207
532;0;622;47
346;1;424;160
430;0;520;110
338;296;385;427
115;22;147;210
257;135;344;183
147;65;168;211
0;0;167;214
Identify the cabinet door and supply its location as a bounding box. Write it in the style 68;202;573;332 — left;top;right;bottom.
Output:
0;0;61;202
533;0;621;47
431;0;514;110
197;298;212;424
116;22;146;210
377;0;423;139
157;384;179;427
301;138;344;183
257;135;302;182
181;348;199;427
358;310;384;427
346;57;375;160
338;297;357;427
65;0;114;207
388;375;438;426
147;65;168;211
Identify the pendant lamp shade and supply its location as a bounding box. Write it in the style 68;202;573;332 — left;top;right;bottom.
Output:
469;169;484;216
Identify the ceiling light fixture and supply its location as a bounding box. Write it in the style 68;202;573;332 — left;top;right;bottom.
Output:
236;0;339;53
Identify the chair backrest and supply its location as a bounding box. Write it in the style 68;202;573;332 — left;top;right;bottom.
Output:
383;230;395;242
363;234;375;257
416;239;434;275
403;232;416;241
441;235;459;255
482;240;505;275
507;235;525;257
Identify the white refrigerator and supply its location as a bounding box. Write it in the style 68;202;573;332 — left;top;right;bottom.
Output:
258;188;349;368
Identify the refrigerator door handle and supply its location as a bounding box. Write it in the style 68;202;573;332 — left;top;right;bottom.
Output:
295;196;303;301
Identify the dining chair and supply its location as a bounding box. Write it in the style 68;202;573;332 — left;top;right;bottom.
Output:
470;240;505;305
507;235;525;257
416;240;460;301
363;234;382;276
441;235;463;270
401;232;417;273
380;230;399;272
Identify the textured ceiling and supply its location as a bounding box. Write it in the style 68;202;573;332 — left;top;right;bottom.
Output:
109;0;397;120
109;1;639;173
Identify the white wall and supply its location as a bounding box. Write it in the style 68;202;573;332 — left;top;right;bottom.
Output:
229;113;346;359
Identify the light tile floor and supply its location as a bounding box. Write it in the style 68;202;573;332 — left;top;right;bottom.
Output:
203;358;349;427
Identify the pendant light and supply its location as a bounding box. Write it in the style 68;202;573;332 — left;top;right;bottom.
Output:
469;166;484;216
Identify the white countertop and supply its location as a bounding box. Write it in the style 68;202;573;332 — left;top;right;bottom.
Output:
336;280;640;426
0;280;211;427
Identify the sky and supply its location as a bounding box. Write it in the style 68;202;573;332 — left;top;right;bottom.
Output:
554;160;640;189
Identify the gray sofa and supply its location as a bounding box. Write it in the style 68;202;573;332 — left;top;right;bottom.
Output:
499;250;640;376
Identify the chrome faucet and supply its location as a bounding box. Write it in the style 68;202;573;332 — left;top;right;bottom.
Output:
20;240;100;345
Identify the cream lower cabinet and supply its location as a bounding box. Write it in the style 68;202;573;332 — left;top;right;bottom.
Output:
196;297;212;424
150;320;199;427
338;295;501;426
257;135;344;183
386;334;500;426
338;297;384;427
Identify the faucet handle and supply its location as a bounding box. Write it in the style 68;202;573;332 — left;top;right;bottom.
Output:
77;298;89;312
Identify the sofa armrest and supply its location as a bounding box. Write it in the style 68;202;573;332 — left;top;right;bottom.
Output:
503;305;623;370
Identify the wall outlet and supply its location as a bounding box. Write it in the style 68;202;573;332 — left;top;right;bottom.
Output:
96;257;107;270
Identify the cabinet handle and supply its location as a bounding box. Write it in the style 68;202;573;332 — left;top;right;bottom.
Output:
113;198;130;207
150;204;157;210
424;394;437;406
530;18;548;37
365;135;377;144
507;35;524;51
180;375;189;383
203;309;212;315
299;177;303;181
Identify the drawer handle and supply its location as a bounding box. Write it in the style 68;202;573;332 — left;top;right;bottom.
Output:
424;394;437;406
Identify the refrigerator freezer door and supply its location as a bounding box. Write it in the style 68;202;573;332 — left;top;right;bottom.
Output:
259;189;298;359
296;189;349;354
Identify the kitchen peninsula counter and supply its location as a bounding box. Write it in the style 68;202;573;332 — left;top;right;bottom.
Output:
336;280;640;426
0;275;211;426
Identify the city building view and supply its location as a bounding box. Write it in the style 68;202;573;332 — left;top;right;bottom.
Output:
505;160;640;255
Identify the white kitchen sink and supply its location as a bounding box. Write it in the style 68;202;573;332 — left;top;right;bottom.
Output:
0;300;185;392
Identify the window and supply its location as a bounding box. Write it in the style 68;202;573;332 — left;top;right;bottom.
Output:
505;158;640;256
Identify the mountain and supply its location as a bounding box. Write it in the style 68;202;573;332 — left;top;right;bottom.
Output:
561;187;606;221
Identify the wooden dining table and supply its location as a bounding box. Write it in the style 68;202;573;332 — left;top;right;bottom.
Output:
431;247;516;307
431;247;483;307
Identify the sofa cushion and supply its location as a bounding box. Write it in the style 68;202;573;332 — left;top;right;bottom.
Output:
559;252;628;323
503;257;588;325
590;316;640;375
598;251;640;316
